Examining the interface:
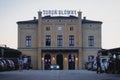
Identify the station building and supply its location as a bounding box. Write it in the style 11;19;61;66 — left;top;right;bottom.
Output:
17;10;102;70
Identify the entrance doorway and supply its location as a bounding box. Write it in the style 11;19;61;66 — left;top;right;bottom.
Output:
44;54;51;70
56;54;63;70
68;54;75;70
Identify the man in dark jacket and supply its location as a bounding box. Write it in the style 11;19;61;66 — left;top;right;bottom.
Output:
96;53;102;74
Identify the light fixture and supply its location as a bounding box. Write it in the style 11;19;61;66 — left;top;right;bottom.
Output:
64;57;67;61
42;57;44;61
52;57;55;61
76;57;78;61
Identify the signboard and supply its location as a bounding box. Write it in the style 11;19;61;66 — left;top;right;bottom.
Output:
42;10;77;16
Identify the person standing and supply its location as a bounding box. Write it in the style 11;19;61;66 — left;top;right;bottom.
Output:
19;58;23;71
107;52;113;73
96;53;102;74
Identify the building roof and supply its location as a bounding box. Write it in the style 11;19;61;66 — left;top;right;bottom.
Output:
82;19;102;24
17;16;102;24
98;47;120;55
0;47;21;58
82;16;102;24
17;20;38;24
42;15;78;19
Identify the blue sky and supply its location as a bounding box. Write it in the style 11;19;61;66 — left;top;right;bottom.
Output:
0;0;120;49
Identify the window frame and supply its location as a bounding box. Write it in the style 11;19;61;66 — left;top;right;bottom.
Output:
70;27;74;31
25;36;31;47
69;35;75;47
57;35;63;47
88;36;94;47
45;35;51;47
46;26;50;31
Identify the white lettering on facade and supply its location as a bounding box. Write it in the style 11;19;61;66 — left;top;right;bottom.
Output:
42;10;77;16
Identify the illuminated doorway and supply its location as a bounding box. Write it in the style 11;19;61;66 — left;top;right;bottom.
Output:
68;54;75;70
44;54;51;70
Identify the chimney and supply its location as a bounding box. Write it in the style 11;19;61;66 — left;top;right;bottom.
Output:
83;16;86;20
34;16;36;20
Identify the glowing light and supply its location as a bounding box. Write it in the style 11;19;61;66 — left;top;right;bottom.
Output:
42;57;44;61
64;57;67;61
76;57;78;61
48;59;51;62
52;57;55;61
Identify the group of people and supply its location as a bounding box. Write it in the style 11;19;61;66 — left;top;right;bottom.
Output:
96;52;116;74
18;58;32;70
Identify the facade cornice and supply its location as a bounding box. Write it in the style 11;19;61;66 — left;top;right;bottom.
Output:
18;47;101;50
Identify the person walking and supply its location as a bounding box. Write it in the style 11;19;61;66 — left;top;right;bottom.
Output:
96;53;102;74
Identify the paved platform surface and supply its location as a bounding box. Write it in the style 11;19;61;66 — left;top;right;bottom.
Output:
0;70;120;80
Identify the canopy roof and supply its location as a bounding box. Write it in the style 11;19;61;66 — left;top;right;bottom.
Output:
0;47;21;58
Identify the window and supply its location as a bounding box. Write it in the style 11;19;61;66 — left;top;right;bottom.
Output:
46;35;51;46
70;27;74;31
88;55;94;62
69;35;74;46
59;20;61;22
88;36;94;47
46;27;50;31
26;36;31;47
57;35;63;47
57;26;62;30
47;20;49;22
